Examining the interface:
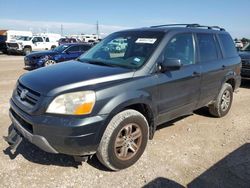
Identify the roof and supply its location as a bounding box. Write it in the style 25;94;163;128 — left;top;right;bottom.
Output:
117;24;228;34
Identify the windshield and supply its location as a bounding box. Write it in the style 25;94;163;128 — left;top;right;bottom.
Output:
16;36;32;41
53;44;69;52
241;43;250;51
78;31;164;69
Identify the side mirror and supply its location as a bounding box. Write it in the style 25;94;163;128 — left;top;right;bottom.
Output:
159;58;182;72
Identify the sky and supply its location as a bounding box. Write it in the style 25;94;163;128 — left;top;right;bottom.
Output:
0;0;249;38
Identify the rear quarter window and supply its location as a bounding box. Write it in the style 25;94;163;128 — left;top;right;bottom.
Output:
218;34;238;58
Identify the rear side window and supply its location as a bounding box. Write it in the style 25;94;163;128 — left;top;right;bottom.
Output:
45;37;50;42
197;34;218;62
67;45;80;52
80;45;91;51
218;34;238;58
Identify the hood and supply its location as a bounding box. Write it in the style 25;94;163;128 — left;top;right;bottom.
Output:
26;50;58;58
19;60;134;96
239;51;250;59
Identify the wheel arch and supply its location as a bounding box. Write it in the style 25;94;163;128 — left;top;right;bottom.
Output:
96;92;157;143
221;70;237;91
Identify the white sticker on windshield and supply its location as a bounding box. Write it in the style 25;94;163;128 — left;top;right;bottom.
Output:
136;38;157;44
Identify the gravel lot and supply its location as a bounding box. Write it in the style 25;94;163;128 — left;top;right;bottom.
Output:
0;54;249;188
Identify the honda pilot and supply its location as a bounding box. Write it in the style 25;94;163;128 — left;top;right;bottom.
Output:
5;24;241;171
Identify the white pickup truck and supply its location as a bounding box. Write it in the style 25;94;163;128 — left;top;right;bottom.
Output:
6;36;58;55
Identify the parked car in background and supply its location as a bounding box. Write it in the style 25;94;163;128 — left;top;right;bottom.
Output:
0;30;32;54
5;24;241;171
107;38;127;52
24;43;92;68
58;38;79;45
6;36;58;55
235;41;243;48
239;43;250;78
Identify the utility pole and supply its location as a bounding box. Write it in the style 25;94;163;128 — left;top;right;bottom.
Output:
61;24;63;36
96;21;99;39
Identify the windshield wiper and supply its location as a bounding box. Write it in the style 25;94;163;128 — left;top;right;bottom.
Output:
77;59;119;67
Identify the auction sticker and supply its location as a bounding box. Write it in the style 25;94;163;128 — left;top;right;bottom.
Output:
136;38;157;44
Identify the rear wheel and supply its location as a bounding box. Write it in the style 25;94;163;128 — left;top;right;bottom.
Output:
97;109;149;171
44;60;56;66
209;83;233;117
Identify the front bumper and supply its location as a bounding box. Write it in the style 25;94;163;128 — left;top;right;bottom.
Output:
9;99;108;156
7;48;23;54
24;57;40;68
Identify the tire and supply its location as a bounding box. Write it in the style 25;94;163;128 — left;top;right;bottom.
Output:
209;83;233;117
51;45;56;50
44;60;56;67
23;47;31;55
97;109;149;171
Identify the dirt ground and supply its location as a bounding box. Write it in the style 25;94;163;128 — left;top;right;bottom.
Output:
0;54;249;188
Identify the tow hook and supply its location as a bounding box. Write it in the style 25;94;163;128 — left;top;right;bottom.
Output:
3;128;23;154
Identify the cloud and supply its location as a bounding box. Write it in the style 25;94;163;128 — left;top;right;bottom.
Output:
0;19;130;37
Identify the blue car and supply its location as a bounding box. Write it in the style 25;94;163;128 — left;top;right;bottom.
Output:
24;43;92;68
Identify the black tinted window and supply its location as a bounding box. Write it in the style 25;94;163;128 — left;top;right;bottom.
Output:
164;33;195;65
37;37;43;42
45;37;49;42
197;34;218;62
80;45;91;51
218;34;238;58
67;46;80;52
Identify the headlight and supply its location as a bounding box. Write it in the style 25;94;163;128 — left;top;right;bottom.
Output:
41;55;49;61
46;91;96;115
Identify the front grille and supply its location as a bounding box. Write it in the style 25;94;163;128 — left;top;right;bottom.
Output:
7;43;19;48
11;109;33;133
16;82;41;106
242;59;250;69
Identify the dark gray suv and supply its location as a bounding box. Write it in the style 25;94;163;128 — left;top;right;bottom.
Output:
5;24;241;171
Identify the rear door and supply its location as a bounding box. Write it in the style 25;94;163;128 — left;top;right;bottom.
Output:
196;33;225;107
156;33;201;124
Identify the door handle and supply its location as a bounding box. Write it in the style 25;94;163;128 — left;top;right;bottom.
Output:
192;71;201;77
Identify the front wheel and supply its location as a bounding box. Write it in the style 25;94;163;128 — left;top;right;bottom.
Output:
23;47;31;55
97;109;149;171
209;83;233;117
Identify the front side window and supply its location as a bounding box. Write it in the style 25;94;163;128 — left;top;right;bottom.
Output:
163;33;195;65
197;34;218;62
32;37;43;43
78;31;164;69
53;44;69;52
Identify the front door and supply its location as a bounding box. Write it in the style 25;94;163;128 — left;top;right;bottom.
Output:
32;37;44;51
64;45;81;61
156;33;201;125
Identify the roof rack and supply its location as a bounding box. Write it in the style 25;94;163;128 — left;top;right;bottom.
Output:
150;23;225;31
